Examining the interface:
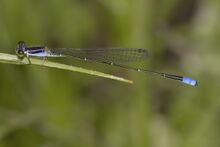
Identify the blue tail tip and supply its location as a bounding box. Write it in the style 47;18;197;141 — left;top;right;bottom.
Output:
182;77;198;86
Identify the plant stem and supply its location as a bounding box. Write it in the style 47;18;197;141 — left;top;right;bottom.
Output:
0;53;133;84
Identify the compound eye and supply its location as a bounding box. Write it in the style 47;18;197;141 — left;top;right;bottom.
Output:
16;41;26;58
18;50;24;54
16;50;25;58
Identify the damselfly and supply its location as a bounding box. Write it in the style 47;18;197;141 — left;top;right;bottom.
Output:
16;41;198;86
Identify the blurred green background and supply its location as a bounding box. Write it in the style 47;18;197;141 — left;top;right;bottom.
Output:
0;0;220;147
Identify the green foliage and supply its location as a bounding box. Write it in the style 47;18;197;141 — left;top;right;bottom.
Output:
0;53;133;84
0;0;220;147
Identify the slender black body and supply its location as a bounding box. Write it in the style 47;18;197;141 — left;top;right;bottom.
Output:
16;41;198;86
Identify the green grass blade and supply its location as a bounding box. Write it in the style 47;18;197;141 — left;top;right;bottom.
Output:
0;53;133;84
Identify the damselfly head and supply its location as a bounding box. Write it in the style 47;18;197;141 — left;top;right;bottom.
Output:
16;41;26;58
